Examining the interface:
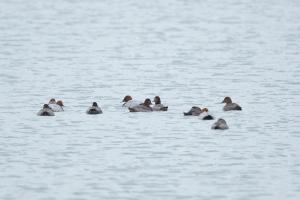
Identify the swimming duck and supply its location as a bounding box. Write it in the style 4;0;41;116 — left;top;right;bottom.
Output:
183;106;202;116
48;98;64;112
200;108;214;120
211;118;229;130
86;102;103;114
129;98;153;112
122;95;140;108
37;104;55;116
222;97;242;111
57;100;64;107
152;96;168;111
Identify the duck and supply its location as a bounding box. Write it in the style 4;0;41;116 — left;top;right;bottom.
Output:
86;102;103;114
48;98;64;112
37;104;55;116
183;106;202;116
222;97;242;111
152;96;168;111
122;95;140;108
129;98;153;112
57;100;64;107
211;118;229;130
200;108;214;120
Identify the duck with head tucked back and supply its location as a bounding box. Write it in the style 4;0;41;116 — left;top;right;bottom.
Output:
122;95;140;108
211;118;229;130
152;96;168;111
87;102;103;114
129;98;153;112
183;106;202;116
37;104;55;116
222;97;242;111
48;98;64;112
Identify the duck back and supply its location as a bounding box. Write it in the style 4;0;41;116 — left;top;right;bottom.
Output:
123;100;140;108
129;105;153;112
152;104;168;111
211;119;229;130
183;107;201;116
49;104;64;112
37;108;55;116
87;107;102;114
223;103;242;111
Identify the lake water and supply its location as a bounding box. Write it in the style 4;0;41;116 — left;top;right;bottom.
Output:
1;0;300;199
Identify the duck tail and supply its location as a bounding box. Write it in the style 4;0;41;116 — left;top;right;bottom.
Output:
183;112;192;116
160;106;168;111
128;108;136;112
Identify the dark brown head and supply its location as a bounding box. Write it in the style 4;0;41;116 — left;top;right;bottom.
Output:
49;98;56;104
153;96;161;105
222;97;232;104
92;102;98;107
43;104;50;109
122;95;132;103
56;100;64;107
143;98;152;107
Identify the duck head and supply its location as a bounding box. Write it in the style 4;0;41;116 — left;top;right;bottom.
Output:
153;96;161;105
49;98;56;104
122;95;132;103
56;100;64;107
202;108;209;112
92;102;98;107
222;97;232;104
143;98;152;107
43;104;50;109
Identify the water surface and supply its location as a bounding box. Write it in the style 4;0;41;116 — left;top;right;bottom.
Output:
0;0;300;199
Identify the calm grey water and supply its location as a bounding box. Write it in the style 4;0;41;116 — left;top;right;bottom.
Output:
1;0;300;199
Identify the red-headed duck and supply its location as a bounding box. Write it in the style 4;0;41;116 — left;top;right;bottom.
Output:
122;95;140;108
222;97;242;111
37;104;55;116
87;102;103;114
211;118;229;130
152;96;168;111
129;98;153;112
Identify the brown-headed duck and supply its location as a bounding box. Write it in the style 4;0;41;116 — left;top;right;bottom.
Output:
37;104;55;116
122;95;140;108
222;97;242;111
48;98;64;112
87;102;103;114
152;96;168;111
211;118;229;130
129;98;153;112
